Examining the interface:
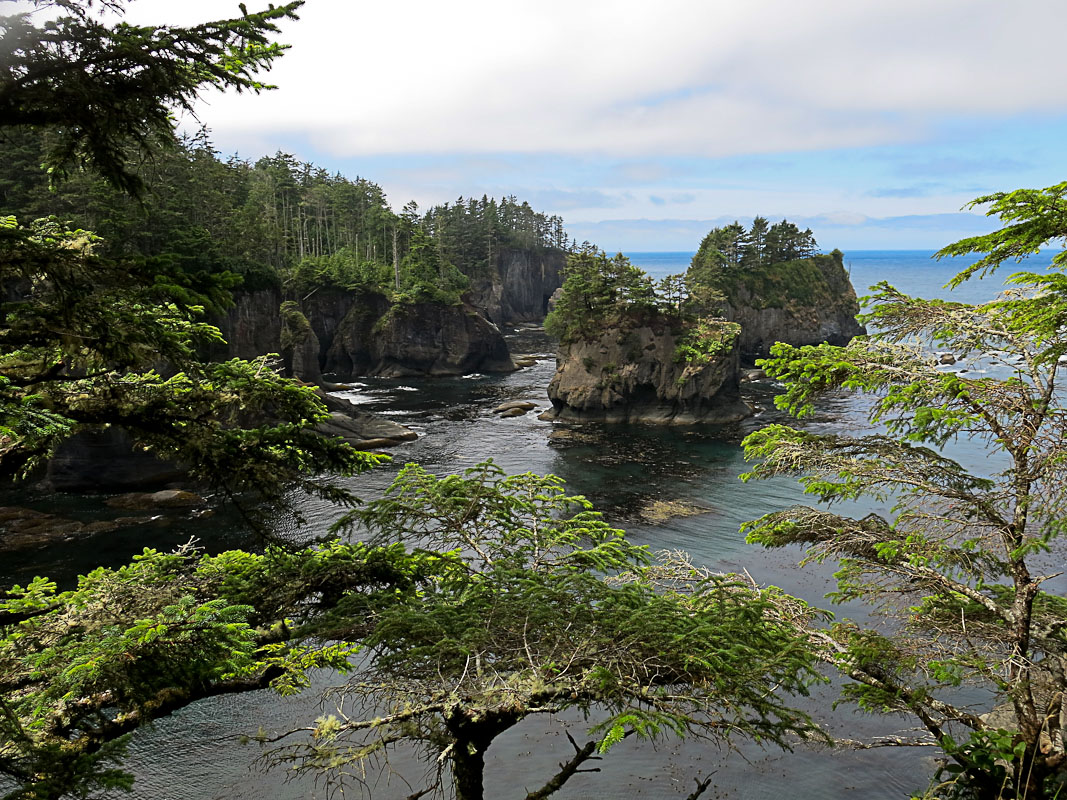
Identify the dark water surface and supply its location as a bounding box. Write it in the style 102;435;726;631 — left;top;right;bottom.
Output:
5;250;1057;799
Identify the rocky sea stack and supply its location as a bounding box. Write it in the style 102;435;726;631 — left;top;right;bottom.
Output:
719;249;866;361
542;250;752;424
543;226;867;425
542;318;749;424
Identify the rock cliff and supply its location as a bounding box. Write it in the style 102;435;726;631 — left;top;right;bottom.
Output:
211;288;514;381
542;319;750;424
719;251;865;361
323;295;514;378
466;248;567;324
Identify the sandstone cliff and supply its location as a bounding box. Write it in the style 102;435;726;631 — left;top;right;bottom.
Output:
543;318;750;424
719;251;866;361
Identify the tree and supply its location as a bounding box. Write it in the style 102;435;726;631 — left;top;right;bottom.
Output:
0;538;436;799
0;0;303;196
544;248;656;342
0;203;375;515
261;461;826;800
0;1;377;511
740;182;1067;798
743;215;770;267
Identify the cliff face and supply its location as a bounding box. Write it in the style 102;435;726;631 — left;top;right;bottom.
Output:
543;320;749;424
212;289;514;381
466;248;567;324
209;289;283;362
325;296;514;378
719;251;865;361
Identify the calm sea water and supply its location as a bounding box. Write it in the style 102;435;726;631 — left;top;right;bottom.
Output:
5;250;1057;800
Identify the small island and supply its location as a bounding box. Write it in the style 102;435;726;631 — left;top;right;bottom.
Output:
541;219;866;423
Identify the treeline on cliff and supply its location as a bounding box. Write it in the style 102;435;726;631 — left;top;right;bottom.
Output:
0;127;569;308
546;215;834;345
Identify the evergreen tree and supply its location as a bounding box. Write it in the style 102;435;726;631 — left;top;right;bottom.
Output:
743;182;1067;799
0;0;303;196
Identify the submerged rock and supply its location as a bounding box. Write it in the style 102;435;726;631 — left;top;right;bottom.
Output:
636;498;711;524
0;506;161;552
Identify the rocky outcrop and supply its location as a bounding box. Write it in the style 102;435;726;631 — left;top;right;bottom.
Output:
542;320;750;424
467;248;567;324
213;289;514;381
324;296;514;378
278;300;322;384
721;251;865;361
317;392;418;449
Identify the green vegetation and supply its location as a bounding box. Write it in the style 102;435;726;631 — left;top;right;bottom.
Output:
544;247;658;342
691;216;817;275
687;218;846;312
248;463;827;800
1;463;828;799
0;0;303;198
742;183;1067;799
674;318;743;367
545;247;744;378
0;539;433;798
1;127;564;309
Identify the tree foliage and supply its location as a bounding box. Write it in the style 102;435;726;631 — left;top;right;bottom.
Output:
0;0;303;197
0;214;378;508
0;463;827;799
544;247;658;342
742;182;1067;799
0;539;442;799
260;461;826;800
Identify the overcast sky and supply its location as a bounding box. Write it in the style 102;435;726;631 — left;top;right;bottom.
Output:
128;0;1067;251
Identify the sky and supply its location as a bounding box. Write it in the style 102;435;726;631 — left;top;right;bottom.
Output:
123;0;1067;251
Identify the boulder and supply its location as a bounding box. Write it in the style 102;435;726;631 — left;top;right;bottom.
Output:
316;392;418;449
493;401;537;413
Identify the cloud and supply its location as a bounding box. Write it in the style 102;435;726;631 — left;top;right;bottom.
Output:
525;189;631;211
649;193;696;206
867;186;940;199
894;156;1031;178
609;162;679;184
814;212;871;226
142;0;1067;160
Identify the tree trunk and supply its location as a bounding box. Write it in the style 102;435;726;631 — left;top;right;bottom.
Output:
452;740;489;800
445;707;520;800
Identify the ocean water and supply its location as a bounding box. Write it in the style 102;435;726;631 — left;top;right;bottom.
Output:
5;249;1058;799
